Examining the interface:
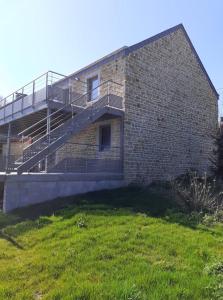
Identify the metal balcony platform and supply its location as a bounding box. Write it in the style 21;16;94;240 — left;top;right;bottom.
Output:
0;71;68;126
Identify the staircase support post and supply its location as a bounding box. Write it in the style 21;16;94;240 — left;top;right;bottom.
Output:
45;108;51;172
120;118;124;174
107;81;110;106
5;122;11;174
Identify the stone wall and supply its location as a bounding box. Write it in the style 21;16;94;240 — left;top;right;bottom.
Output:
0;140;30;171
48;56;125;172
124;28;218;184
70;56;125;107
2;140;30;158
53;117;122;169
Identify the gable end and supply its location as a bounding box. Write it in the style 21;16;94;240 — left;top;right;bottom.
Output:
124;24;219;99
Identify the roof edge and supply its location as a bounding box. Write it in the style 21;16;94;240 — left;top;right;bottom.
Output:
68;25;183;79
69;46;127;78
67;24;218;99
124;24;183;55
179;25;219;99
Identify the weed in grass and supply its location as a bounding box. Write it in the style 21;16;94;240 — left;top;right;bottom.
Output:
171;172;223;214
76;215;88;228
205;278;223;300
205;261;223;275
196;249;210;262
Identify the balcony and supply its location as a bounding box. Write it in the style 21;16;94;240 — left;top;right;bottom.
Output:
0;71;70;125
0;71;125;128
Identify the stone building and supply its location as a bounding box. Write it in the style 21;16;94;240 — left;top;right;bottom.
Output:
0;24;218;212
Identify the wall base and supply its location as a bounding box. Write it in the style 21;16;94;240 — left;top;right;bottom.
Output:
3;173;125;213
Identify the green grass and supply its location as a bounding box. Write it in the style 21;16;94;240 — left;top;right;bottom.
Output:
0;187;223;300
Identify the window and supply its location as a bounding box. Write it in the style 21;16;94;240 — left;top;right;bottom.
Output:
87;75;99;101
62;88;69;104
99;125;111;151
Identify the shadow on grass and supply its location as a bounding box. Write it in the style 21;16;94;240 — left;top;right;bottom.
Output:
0;230;24;249
0;185;208;235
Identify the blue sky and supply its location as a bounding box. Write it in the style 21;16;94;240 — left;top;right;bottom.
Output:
0;0;222;110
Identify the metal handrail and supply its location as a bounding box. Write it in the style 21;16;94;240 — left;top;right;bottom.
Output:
22;118;69;152
18;80;123;137
29;113;72;143
0;71;66;107
20;81;123;155
26;111;68;138
1;79;123;174
0;72;47;106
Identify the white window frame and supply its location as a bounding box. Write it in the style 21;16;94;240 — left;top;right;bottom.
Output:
85;72;100;103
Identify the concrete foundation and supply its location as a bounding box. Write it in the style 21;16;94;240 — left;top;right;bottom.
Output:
2;173;125;213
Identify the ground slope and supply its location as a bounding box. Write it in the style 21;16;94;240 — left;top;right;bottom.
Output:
0;187;222;300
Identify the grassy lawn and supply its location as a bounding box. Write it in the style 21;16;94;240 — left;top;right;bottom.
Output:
0;187;223;300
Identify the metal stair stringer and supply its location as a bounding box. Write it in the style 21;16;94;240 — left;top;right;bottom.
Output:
17;98;123;174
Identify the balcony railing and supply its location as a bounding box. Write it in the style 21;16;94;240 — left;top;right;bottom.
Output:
0;71;66;122
18;80;124;141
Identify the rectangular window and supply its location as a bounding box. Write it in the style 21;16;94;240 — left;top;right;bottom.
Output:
62;88;69;104
99;125;111;151
87;75;99;101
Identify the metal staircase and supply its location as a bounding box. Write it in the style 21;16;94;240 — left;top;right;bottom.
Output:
16;80;124;174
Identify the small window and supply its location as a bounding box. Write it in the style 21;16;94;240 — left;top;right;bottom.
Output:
99;125;111;151
87;75;99;101
62;88;69;104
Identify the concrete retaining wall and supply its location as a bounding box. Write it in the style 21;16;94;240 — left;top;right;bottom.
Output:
3;173;125;213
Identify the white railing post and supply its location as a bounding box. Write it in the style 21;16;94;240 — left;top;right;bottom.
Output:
69;78;72;105
12;93;15;116
107;81;110;106
5;122;11;174
45;108;51;172
32;80;35;106
21;88;24;113
72;105;74;118
46;72;49;100
4;98;6;121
